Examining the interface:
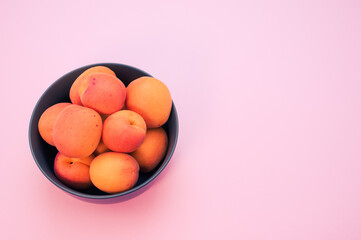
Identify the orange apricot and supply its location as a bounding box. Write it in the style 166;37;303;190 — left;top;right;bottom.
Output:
89;152;139;193
131;127;168;173
79;73;126;114
69;66;115;105
125;76;172;128
102;110;146;153
93;139;110;156
53;105;102;158
54;152;94;190
38;102;71;146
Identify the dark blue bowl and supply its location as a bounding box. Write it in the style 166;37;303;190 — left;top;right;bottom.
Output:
29;63;178;199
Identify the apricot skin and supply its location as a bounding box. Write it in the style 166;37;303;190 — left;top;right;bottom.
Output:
102;110;146;153
79;73;126;115
53;105;102;158
131;127;168;173
89;152;139;193
93;139;110;156
125;77;172;128
54;152;94;190
38;102;71;146
69;66;115;105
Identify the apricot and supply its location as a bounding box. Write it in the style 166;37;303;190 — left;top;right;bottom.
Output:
89;152;139;193
38;102;71;146
53;105;102;158
131;128;168;173
93;139;110;156
69;66;116;105
126;76;172;128
79;73;126;114
54;152;94;189
103;110;146;153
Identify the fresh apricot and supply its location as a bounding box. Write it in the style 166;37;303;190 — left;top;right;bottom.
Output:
126;76;172;128
93;139;110;156
79;73;126;114
53;105;102;158
54;152;94;190
131;127;168;173
69;66;115;105
38;102;71;146
102;110;146;153
89;152;139;193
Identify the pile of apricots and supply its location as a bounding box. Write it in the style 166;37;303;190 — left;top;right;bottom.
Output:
38;66;171;193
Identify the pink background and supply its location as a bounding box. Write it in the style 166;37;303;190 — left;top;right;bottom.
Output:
1;0;361;239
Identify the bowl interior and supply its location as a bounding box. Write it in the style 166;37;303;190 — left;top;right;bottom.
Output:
29;63;178;199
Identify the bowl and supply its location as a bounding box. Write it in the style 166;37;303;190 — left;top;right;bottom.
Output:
29;63;178;199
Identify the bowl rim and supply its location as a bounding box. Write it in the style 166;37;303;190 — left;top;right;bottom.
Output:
28;62;179;199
